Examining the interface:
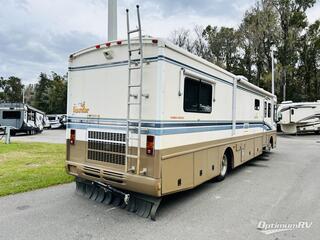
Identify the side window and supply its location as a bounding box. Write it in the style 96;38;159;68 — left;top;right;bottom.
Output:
184;77;212;113
274;105;278;122
264;101;267;117
268;103;271;118
254;99;260;110
291;109;294;115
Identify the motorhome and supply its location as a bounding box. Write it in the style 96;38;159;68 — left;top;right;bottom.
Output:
65;9;277;219
277;101;320;134
0;103;45;135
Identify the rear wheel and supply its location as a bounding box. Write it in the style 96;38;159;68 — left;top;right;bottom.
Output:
216;153;228;181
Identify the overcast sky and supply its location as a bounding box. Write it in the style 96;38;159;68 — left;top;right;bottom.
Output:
0;0;319;84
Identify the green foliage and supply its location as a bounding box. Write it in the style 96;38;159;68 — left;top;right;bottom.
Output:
203;26;241;72
170;0;319;102
31;72;67;114
0;72;67;114
0;76;24;102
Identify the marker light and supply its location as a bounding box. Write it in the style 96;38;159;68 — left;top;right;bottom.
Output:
146;135;155;155
70;129;76;145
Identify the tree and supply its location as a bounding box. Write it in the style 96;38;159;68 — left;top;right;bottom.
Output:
47;72;67;114
0;76;24;102
24;84;36;105
169;0;319;102
239;0;280;87
33;73;52;112
297;20;320;101
169;28;194;52
203;26;240;72
271;0;316;100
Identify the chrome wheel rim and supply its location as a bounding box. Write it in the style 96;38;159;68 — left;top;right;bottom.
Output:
221;154;228;176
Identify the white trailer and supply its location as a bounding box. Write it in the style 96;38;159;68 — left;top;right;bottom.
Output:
277;101;320;134
0;103;45;135
47;114;67;129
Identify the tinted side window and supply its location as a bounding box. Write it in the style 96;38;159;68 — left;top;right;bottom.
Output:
184;77;212;113
3;111;21;119
199;81;213;113
268;103;272;117
255;99;260;110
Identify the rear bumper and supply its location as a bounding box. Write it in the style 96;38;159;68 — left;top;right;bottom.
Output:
66;161;161;197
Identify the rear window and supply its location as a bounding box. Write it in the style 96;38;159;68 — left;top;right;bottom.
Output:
3;111;21;119
268;103;272;118
184;77;212;113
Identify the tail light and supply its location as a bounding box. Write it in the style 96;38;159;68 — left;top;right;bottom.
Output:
95;45;101;49
146;135;155;155
70;129;76;145
106;42;111;47
152;39;158;44
116;40;122;45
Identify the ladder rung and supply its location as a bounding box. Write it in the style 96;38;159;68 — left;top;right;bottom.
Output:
128;102;140;105
129;84;141;88
130;48;141;52
126;154;138;159
129;66;141;70
129;29;140;34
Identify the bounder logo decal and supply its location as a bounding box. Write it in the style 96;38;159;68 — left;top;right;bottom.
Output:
73;101;90;113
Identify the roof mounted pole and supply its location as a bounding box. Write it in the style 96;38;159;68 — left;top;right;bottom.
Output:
108;0;117;41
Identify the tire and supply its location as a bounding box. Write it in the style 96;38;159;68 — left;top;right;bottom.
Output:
216;153;229;181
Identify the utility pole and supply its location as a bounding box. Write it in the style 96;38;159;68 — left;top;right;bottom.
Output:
271;47;275;95
108;0;117;41
283;70;286;101
22;86;25;104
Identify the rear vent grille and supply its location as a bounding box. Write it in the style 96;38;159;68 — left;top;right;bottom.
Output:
88;131;126;142
87;130;126;165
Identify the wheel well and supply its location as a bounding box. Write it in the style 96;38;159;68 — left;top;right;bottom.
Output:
224;147;234;169
269;136;274;148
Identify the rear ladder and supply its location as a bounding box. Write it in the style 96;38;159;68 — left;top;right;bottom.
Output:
125;5;145;174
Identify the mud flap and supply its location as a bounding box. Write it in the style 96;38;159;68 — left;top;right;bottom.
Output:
75;178;162;221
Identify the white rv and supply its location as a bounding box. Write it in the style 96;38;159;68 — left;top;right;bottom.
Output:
0;103;45;135
66;36;277;210
47;114;66;129
277;101;320;134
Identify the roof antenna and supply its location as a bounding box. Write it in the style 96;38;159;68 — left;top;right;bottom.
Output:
107;0;117;41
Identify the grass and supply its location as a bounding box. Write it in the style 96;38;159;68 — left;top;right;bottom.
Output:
0;142;74;197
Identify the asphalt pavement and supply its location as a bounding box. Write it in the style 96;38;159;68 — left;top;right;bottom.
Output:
0;134;319;240
11;129;66;144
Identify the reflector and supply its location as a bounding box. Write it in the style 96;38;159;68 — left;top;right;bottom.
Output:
70;129;76;145
146;135;155;155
